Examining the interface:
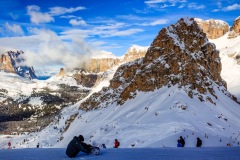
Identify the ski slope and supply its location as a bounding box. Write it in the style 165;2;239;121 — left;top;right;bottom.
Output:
0;147;239;160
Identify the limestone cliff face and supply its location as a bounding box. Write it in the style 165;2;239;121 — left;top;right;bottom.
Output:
122;45;148;63
57;68;65;77
232;17;240;34
0;51;37;79
80;18;236;111
195;18;229;39
89;58;120;73
0;52;17;73
228;17;240;38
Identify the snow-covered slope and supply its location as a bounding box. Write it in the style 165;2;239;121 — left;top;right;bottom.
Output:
2;84;240;149
210;33;240;99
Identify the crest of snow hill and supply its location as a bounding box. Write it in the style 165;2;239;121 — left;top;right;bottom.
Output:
0;51;37;79
80;18;238;110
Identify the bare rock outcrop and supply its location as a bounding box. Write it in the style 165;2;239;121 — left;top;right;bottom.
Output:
0;51;37;79
122;45;148;63
228;16;240;38
232;16;240;34
80;18;236;111
89;58;120;73
0;52;17;73
57;68;65;77
195;18;229;39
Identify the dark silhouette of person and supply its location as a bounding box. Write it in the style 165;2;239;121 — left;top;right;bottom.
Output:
66;135;92;158
177;139;182;147
196;137;202;147
179;136;185;147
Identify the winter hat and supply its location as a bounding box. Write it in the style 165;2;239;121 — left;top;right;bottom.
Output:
79;135;84;141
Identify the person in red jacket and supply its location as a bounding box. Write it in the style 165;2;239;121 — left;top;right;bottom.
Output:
114;139;120;148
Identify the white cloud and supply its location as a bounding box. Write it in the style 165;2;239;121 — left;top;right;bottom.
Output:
0;29;98;68
49;6;86;16
144;0;186;9
4;22;24;36
141;19;169;26
145;0;166;4
60;15;77;19
27;5;54;24
105;29;144;37
69;18;87;26
223;4;240;11
145;0;186;4
188;3;205;10
178;4;185;8
212;9;219;12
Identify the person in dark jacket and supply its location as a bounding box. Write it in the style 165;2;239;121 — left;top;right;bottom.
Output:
179;136;185;147
177;139;182;147
66;135;92;158
196;137;202;147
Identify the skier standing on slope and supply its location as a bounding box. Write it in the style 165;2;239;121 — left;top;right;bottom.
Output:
8;141;11;149
179;136;185;147
196;137;202;147
114;139;120;148
66;135;92;158
177;139;182;147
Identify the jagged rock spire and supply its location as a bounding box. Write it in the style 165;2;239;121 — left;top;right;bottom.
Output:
80;18;235;111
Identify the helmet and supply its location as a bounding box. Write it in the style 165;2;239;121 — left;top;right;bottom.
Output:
91;147;100;155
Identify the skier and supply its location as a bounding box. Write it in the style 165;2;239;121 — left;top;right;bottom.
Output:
8;141;11;149
196;137;202;147
114;139;120;148
66;135;92;158
37;143;40;148
177;139;182;147
179;136;185;147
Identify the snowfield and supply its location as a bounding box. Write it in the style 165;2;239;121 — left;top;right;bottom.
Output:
0;147;239;160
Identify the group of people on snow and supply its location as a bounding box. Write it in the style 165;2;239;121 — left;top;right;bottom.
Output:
177;136;202;147
65;134;121;158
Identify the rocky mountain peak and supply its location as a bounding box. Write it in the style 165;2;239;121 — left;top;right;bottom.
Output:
122;45;148;63
228;17;240;39
80;18;237;110
195;18;229;39
232;17;240;34
0;51;37;79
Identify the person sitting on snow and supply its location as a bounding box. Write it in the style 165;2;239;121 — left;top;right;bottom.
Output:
66;135;92;158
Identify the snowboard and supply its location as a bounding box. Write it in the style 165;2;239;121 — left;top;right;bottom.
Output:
91;146;100;155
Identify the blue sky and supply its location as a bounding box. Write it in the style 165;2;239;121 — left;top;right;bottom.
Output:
0;0;239;68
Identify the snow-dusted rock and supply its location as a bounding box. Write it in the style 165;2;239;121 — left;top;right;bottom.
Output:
195;18;229;39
